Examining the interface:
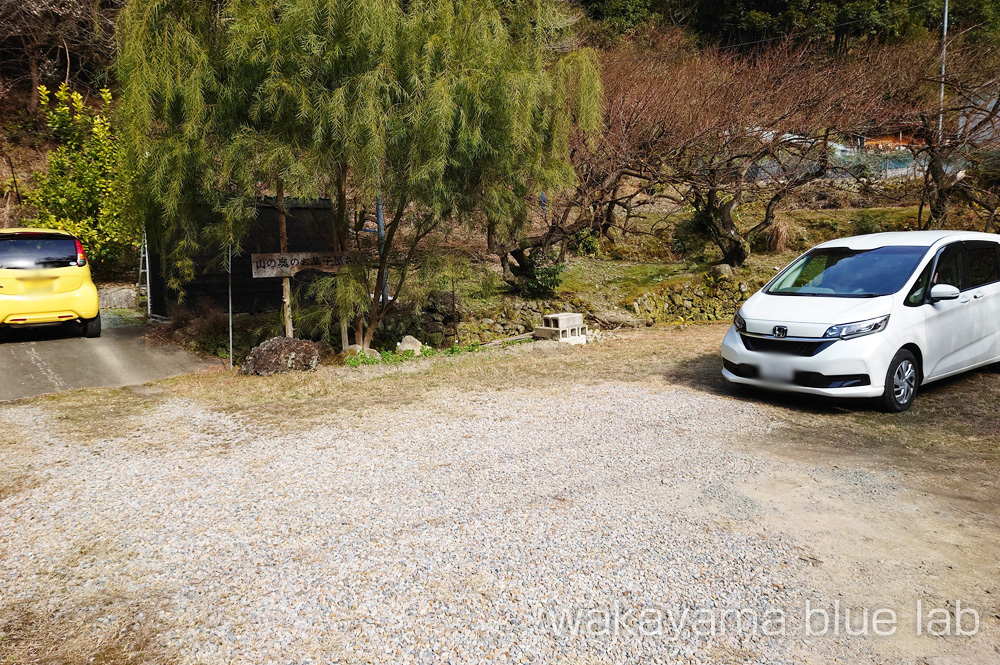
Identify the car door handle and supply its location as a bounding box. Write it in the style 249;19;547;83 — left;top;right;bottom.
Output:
973;292;985;299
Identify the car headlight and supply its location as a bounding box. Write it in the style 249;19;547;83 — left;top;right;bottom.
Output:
733;310;747;332
823;315;890;339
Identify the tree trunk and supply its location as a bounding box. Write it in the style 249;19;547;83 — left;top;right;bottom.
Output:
333;165;349;252
697;189;750;267
600;185;619;238
28;46;41;113
359;200;406;349
716;230;750;267
339;316;349;352
924;144;951;228
354;316;364;347
277;179;293;338
928;185;949;228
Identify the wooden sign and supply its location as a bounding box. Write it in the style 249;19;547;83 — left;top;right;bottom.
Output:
251;252;364;278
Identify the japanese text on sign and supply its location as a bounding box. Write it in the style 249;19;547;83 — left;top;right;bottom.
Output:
250;252;364;278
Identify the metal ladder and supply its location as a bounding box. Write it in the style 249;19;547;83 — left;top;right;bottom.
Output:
137;230;152;317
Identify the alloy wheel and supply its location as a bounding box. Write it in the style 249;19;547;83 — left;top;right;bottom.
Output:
893;359;917;405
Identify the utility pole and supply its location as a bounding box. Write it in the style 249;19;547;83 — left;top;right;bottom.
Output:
938;0;949;143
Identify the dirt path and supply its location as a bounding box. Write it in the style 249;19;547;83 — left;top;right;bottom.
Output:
730;429;1000;664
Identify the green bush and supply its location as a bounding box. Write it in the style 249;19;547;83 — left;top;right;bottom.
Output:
574;228;601;258
380;350;405;365
518;251;565;298
345;351;381;368
27;85;139;277
470;270;504;299
852;212;884;236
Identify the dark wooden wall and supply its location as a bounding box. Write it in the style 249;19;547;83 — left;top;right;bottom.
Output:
149;199;333;316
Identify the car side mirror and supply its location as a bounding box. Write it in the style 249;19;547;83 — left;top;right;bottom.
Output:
929;284;960;302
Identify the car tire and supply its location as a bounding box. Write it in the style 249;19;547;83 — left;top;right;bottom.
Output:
879;349;919;413
82;313;102;338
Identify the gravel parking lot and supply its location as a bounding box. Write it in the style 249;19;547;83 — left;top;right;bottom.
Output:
2;385;802;664
2;331;999;664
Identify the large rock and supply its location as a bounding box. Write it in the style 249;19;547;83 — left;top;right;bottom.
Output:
397;335;423;356
241;337;321;376
345;344;381;359
98;284;138;309
709;264;734;279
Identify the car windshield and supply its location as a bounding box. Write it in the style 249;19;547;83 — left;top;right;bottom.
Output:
767;245;929;297
0;235;78;269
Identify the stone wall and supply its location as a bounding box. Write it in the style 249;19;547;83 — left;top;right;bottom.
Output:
383;291;597;346
622;275;765;324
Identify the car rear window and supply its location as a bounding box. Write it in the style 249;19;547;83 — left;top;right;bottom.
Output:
967;242;1000;288
0;234;78;269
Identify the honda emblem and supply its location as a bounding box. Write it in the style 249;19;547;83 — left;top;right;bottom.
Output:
772;326;788;338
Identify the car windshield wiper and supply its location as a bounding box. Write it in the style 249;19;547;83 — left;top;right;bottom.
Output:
769;291;829;297
770;291;886;298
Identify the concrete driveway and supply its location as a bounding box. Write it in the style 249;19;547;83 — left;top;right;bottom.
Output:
0;319;208;401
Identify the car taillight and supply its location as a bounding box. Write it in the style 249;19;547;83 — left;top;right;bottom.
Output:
75;238;87;267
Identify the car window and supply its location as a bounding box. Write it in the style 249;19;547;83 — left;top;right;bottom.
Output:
0;235;78;269
767;246;928;297
933;243;966;290
966;242;1000;288
905;261;933;306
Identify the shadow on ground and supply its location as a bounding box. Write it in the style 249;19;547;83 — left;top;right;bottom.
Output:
662;347;1000;421
661;350;878;415
0;322;86;344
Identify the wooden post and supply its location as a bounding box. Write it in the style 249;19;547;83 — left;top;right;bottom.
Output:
339;317;349;352
277;180;293;338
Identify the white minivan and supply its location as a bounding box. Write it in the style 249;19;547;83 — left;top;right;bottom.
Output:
721;231;1000;411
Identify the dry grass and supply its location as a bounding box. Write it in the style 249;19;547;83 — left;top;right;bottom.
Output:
0;471;38;501
0;601;173;665
32;389;158;446
763;217;793;253
770;364;1000;473
145;324;726;430
19;324;1000;464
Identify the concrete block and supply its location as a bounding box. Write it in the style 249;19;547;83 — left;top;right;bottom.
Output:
541;312;584;329
533;312;587;345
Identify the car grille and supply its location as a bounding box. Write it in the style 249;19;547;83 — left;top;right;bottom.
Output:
739;334;833;357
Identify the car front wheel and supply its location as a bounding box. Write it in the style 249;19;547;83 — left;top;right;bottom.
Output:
879;349;919;413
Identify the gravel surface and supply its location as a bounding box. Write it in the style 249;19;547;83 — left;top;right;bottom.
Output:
1;384;837;664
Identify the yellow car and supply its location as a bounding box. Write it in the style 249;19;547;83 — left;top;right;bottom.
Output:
0;228;101;338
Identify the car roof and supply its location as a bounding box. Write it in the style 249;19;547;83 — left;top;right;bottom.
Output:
817;230;1000;250
0;227;74;237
